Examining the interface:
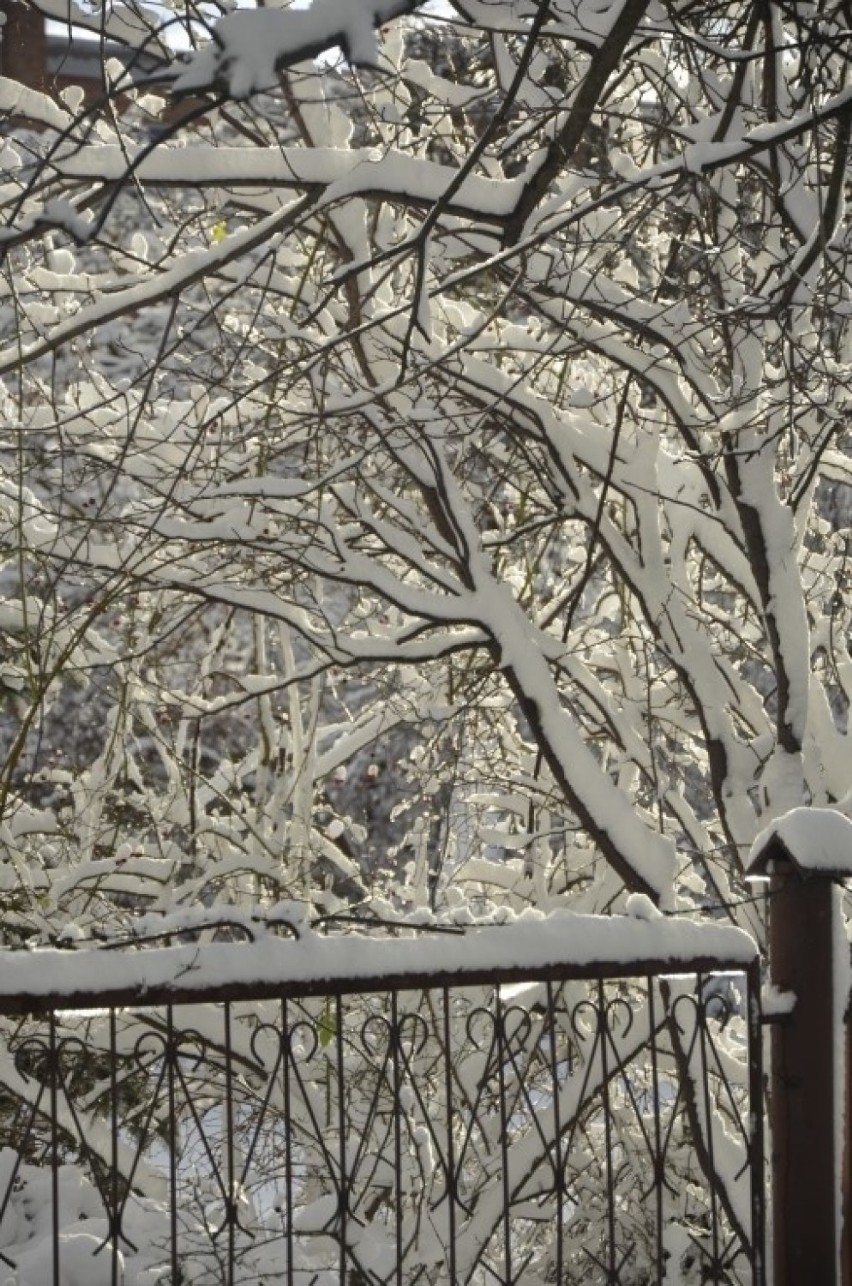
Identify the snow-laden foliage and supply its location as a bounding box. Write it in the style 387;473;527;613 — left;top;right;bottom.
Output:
2;0;850;941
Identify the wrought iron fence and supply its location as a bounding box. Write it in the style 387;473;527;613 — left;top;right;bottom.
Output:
0;933;764;1285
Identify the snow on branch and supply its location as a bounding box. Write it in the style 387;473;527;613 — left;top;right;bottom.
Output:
169;0;430;99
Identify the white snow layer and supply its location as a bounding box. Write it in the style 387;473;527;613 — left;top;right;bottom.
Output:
172;0;417;98
748;806;852;876
0;915;757;1005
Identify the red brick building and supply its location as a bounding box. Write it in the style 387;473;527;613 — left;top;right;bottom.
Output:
0;0;163;107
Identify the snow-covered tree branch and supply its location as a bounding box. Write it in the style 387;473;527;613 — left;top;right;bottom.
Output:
1;0;850;943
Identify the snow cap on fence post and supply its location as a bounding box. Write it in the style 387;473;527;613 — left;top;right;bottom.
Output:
746;806;852;882
747;807;852;1286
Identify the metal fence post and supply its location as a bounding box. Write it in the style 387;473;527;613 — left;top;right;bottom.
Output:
768;863;837;1285
846;991;852;1286
748;815;852;1286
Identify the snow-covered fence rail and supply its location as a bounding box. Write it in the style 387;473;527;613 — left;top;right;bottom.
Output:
0;918;764;1284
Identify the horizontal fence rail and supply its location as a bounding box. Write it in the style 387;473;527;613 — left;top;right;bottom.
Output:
0;923;765;1285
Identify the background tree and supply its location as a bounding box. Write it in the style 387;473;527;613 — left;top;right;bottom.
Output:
2;0;850;940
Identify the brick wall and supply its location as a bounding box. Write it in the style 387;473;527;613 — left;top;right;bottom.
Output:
0;0;47;91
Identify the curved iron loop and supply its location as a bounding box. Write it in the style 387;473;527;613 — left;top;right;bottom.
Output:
570;995;604;1043
389;1009;431;1061
603;994;635;1039
248;1018;285;1070
285;1016;320;1061
668;989;704;1040
361;1010;395;1057
12;1033;54;1083
130;1023;210;1071
464;1002;499;1052
495;1004;534;1059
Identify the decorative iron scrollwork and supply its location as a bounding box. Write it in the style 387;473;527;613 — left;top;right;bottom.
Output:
0;967;763;1284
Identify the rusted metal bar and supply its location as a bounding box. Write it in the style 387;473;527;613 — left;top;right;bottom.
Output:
0;919;758;1014
769;867;837;1285
846;985;852;1286
748;956;767;1286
